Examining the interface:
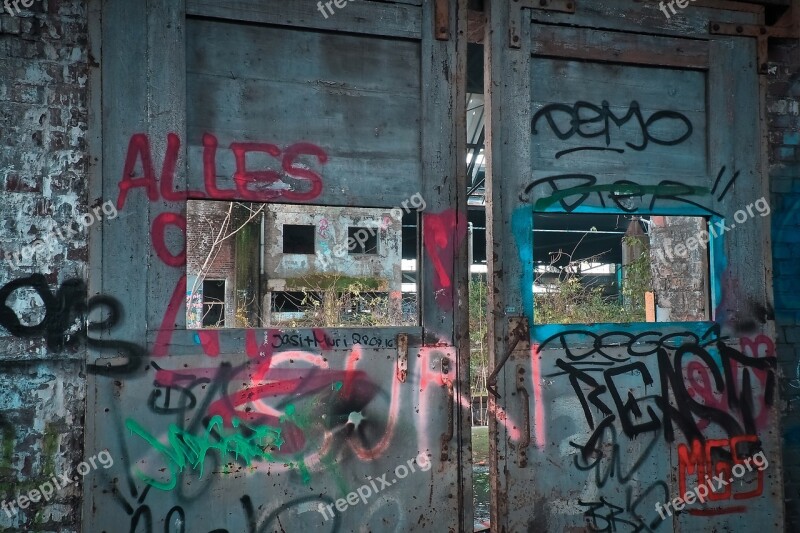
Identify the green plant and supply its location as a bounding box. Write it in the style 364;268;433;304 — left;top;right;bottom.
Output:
533;243;651;324
469;279;489;404
272;273;411;328
620;234;653;319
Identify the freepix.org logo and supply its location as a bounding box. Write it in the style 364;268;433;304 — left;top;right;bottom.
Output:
4;0;35;17
317;453;431;521
2;200;118;269
2;450;114;518
315;192;425;268
654;450;769;518
650;196;770;264
317;0;355;19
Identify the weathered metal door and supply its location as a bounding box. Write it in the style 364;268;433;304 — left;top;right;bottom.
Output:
83;0;471;531
485;1;783;531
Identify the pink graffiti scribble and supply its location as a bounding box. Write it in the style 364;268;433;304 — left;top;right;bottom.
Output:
340;345;361;400
422;210;468;311
152;275;187;357
195;330;220;357
684;335;774;432
530;344;546;450
740;335;775;359
318;218;329;238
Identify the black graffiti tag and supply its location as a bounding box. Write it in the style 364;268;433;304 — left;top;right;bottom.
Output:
0;274;146;374
531;100;693;155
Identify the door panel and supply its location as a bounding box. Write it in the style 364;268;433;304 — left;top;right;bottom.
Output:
83;1;470;531
486;1;781;531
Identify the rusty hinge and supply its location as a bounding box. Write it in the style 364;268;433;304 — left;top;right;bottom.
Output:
487;316;530;397
710;4;799;73
435;0;450;40
440;355;454;461
510;0;575;48
396;333;408;383
516;364;530;468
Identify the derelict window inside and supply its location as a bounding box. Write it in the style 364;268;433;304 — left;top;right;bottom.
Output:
185;200;420;329
531;213;711;324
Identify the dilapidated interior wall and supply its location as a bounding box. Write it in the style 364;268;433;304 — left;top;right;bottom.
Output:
80;1;471;532
0;0;89;531
768;33;800;530
0;1;798;532
484;1;794;531
263;205;403;289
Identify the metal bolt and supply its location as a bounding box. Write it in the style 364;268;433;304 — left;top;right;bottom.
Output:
736;26;743;33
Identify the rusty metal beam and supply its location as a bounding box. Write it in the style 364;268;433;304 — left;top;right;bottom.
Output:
436;0;451;40
695;0;766;15
711;3;799;72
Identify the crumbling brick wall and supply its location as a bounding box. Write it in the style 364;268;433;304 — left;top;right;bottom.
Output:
0;0;89;531
768;31;800;529
648;216;709;322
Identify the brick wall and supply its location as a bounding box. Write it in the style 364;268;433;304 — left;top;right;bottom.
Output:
767;34;800;530
0;1;88;531
186;201;235;278
186;201;237;327
648;216;709;322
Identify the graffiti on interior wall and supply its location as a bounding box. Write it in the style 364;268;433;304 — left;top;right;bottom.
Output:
318;217;330;238
531;100;693;157
518;165;742;215
125;415;284;491
677;435;765;514
519;93;776;527
0;274;146;374
109;345;465;532
125;491;339;533
542;326;775;446
117;133;328;208
538;326;775;525
116;132;330;356
421;209;467;311
579;481;669;533
526;96;745;218
518;173;712;213
130;352;386;491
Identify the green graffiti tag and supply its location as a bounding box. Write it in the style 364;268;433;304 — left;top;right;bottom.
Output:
125;415;283;490
534;183;710;211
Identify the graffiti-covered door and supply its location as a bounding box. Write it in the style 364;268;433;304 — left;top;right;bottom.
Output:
83;0;472;531
485;1;782;531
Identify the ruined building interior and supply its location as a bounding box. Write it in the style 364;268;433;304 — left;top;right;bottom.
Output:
0;0;799;531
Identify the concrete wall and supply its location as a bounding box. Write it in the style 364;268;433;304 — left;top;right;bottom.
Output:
0;0;89;531
263;204;403;292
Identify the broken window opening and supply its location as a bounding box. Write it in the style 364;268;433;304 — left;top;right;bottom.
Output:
347;227;379;254
531;213;711;324
186;200;420;329
202;280;226;328
283;224;315;254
